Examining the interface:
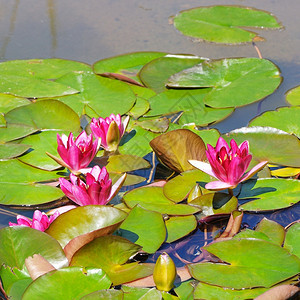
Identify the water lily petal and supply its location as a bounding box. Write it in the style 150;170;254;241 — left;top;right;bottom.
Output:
188;160;216;177
240;161;268;183
205;181;235;191
108;173;127;201
215;137;230;152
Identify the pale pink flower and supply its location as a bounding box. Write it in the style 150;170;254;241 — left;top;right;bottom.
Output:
9;210;59;232
90;114;129;152
59;165;126;206
56;131;100;173
189;137;268;191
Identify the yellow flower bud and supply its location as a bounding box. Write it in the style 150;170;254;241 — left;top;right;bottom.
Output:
106;120;120;151
153;252;177;292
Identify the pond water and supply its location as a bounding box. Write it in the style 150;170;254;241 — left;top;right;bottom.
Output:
0;0;299;266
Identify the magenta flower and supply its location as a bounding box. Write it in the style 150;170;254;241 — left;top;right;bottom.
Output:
9;210;59;232
90;114;129;152
189;137;268;191
49;131;100;174
59;165;126;206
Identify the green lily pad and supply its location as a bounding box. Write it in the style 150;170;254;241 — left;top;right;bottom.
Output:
194;282;268;300
249;106;300;137
0;266;33;300
55;71;136;117
135;117;169;133
284;222;300;258
81;289;123;300
109;172;146;186
123;186;200;215
0;75;78;98
163;169;212;203
239;178;300;211
17;131;68;171
189;193;238;218
172;6;282;44
0;58;92;79
22;267;111;300
0;94;31;114
71;235;154;285
0;226;68;272
93;52;167;86
139;54;207;93
0;159;64;206
128;97;150;119
223;126;300;167
0;114;5;127
167;58;281;109
0;143;30;160
234;229;272;243
5;99;81;132
147;89;234;126
122;286;162;300
46;206;127;249
174;280;194;300
120;205;166;253
286;85;300;106
119;125;158;157
104;154;150;173
0;124;38;143
255;218;285;245
165;215;197;243
150;129;207;173
188;238;300;289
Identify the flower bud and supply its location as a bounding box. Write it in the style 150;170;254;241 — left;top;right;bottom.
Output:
153;252;176;292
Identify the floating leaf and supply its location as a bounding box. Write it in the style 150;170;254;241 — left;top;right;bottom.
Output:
172;6;282;44
55;71;136;117
255;218;285;245
147;89;234;126
270;167;300;177
0;93;31;114
174;280;194;300
249;106;300;137
128;97;150;119
81;289;123;300
223;127;300;167
0;75;78;98
139;54;207;93
22;267;111;300
0;144;30;160
194;282;268;300
189;193;238;218
188;238;300;288
71;235;154;285
165;215;197;243
93;52;167;86
0;160;64;205
120;205;166;253
122;286;162;300
104;154;151;173
0;226;68;272
238;178;300;211
0;124;37;143
5;100;81;132
119;125;158;157
46;206;127;260
286;85;300;106
163;169;212;202
284;222;300;258
123;186;200;215
167;58;281;109
150;129;206;173
0;58;92;79
135;117;169;133
17;131;65;170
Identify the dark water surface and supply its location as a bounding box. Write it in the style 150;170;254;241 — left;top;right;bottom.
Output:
0;0;299;262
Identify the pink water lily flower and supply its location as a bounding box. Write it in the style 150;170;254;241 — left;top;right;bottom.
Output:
90;114;129;152
54;131;100;174
189;137;268;191
9;210;59;232
59;165;126;206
